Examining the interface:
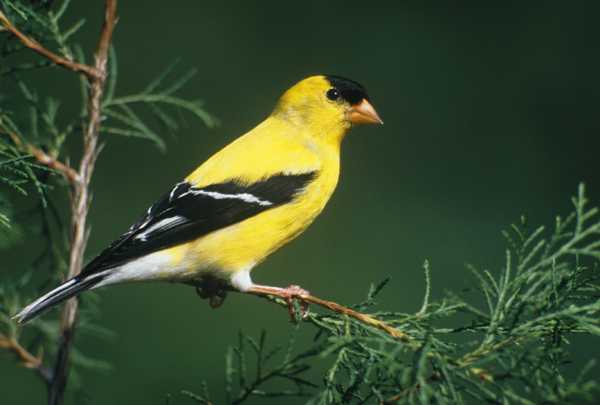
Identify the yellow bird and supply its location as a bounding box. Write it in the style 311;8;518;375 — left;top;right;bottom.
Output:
15;75;382;323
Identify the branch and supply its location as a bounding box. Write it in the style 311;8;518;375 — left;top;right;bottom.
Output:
1;128;80;184
247;289;411;341
0;333;51;383
48;1;118;404
0;10;100;80
381;372;442;404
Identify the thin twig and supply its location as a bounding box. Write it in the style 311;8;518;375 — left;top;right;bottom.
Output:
247;287;498;394
47;2;118;404
304;295;410;340
0;10;100;80
381;372;442;404
1;128;80;184
0;333;51;383
247;289;410;341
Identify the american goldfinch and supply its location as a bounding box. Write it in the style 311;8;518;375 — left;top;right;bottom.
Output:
15;75;382;323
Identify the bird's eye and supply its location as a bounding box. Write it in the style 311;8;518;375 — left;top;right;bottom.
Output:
326;88;340;101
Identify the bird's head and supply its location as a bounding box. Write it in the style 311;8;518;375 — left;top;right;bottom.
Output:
272;75;382;141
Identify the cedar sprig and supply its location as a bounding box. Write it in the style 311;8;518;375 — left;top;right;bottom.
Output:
180;184;600;404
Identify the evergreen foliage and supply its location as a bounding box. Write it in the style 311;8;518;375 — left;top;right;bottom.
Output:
0;0;213;399
179;185;600;404
1;1;600;404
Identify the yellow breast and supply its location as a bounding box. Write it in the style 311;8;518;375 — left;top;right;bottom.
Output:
191;166;338;271
166;115;343;276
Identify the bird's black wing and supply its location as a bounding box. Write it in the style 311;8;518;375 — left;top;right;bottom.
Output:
82;172;317;275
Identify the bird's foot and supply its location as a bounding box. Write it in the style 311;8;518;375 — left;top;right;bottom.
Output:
195;284;228;309
210;290;227;308
282;285;310;321
247;284;310;322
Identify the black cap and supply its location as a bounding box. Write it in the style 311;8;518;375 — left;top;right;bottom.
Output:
325;75;369;105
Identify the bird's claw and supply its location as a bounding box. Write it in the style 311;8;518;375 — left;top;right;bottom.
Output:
282;284;310;321
209;290;227;308
196;285;227;309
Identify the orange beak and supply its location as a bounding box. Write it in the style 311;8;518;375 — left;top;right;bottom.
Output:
348;99;383;125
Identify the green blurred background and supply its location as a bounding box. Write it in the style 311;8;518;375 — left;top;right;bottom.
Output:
2;1;600;403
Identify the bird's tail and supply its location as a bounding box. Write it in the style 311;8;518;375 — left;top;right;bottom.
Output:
13;271;108;324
